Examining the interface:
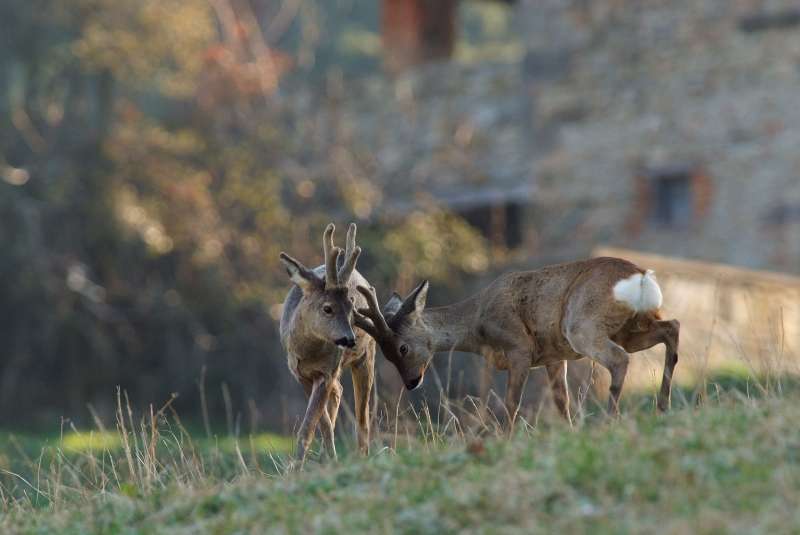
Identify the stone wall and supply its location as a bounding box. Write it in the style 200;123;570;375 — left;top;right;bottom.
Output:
521;0;800;272
275;61;534;219
274;0;800;273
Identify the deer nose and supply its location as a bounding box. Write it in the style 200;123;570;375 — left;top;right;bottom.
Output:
335;336;356;348
405;375;423;391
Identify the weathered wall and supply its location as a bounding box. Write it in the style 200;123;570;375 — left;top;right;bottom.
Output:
276;61;533;218
275;0;800;274
521;0;800;272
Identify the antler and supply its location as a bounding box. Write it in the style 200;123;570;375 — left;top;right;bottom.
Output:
322;223;342;288
354;285;393;340
337;223;362;285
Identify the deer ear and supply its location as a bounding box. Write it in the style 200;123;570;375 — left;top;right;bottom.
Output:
408;280;429;314
383;292;404;318
397;280;428;323
279;252;320;294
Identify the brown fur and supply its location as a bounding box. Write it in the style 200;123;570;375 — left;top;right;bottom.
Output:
356;257;680;425
280;224;375;464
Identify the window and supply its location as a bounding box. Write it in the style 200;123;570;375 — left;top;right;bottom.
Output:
739;10;800;33
458;201;525;249
652;170;692;228
763;203;800;225
628;164;712;235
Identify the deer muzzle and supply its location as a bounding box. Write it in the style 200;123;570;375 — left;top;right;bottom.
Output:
334;335;356;348
405;375;423;391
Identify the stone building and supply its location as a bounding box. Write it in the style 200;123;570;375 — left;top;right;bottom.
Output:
520;0;800;274
277;0;800;275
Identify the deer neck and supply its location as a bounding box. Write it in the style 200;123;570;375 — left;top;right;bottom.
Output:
283;307;330;357
422;295;480;354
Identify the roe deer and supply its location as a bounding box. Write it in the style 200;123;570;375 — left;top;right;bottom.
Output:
280;223;375;463
354;257;679;425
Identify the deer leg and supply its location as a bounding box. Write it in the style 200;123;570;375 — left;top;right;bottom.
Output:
546;361;571;425
619;319;680;412
319;379;342;461
567;326;630;416
327;380;343;432
296;376;331;465
351;344;375;455
504;353;531;431
657;320;680;412
319;410;335;461
595;341;629;416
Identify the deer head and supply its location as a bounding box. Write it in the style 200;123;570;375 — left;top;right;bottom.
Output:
354;281;432;389
280;223;362;348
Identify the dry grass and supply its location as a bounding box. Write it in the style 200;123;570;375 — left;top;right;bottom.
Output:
1;362;800;534
2;307;799;534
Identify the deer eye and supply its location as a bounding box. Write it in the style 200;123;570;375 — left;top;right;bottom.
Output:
399;344;409;356
323;304;334;315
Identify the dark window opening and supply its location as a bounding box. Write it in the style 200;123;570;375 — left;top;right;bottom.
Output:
763;203;800;225
458;202;525;249
739;10;800;33
651;169;692;228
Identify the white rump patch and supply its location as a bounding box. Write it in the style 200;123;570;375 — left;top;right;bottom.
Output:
613;270;663;312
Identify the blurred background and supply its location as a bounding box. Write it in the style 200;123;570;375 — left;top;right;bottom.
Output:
1;0;799;432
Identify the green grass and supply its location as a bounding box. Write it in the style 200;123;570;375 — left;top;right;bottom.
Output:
2;389;800;533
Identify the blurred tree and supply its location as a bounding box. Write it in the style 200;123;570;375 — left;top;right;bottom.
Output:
0;0;489;428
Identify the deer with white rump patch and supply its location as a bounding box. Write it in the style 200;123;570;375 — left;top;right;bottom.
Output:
279;223;375;463
355;257;679;425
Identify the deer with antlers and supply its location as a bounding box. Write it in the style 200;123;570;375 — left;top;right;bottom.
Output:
354;257;679;425
279;223;375;463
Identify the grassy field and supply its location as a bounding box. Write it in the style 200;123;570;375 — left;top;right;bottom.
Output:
1;378;800;534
